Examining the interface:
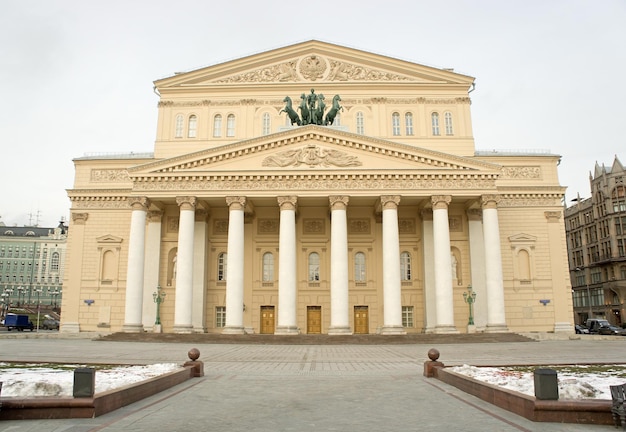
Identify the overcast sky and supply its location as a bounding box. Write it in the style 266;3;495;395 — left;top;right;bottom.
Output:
1;0;625;227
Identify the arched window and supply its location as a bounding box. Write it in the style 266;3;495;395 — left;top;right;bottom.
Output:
392;112;401;136
218;253;227;281
262;252;274;282
444;112;454;135
213;115;222;138
354;252;366;282
613;186;626;212
187;115;197;138
405;112;414;135
308;252;320;281
262;113;271;135
51;252;60;272
174;114;184;138
227;114;235;137
400;252;412;281
356;111;364;134
431;112;440;136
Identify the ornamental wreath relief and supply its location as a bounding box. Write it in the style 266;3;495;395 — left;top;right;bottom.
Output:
262;144;362;168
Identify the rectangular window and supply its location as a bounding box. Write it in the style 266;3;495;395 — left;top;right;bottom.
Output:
216;306;226;328
402;306;414;328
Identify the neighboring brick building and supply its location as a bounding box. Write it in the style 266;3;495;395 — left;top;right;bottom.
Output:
62;41;572;335
565;156;626;326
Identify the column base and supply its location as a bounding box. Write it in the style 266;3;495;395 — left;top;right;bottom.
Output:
553;322;574;333
274;326;300;335
153;324;163;333
380;325;406;335
328;326;352;335
222;326;245;335
466;324;477;334
485;323;509;333
433;325;460;334
122;323;144;333
173;324;193;334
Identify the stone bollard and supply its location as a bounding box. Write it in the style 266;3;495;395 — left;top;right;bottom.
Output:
423;348;444;377
183;347;204;377
534;368;559;400
73;367;96;398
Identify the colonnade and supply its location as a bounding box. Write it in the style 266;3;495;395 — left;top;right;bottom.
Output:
122;194;508;334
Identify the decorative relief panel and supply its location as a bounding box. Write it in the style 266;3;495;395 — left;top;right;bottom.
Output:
91;169;130;182
398;219;415;234
258;219;279;234
166;216;179;233
501;166;542;179
448;216;463;232
213;219;228;234
349;219;370;234
262;144;362;168
303;219;325;235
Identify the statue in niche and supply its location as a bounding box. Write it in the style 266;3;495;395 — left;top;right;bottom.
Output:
167;249;178;286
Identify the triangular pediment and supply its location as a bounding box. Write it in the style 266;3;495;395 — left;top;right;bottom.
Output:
508;233;538;243
155;40;474;88
129;126;500;179
96;234;123;244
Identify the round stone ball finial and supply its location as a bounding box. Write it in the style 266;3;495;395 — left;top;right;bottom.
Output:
427;348;440;361
188;347;200;361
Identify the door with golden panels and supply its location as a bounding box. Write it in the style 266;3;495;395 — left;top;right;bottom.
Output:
354;306;369;334
307;306;322;334
260;306;275;334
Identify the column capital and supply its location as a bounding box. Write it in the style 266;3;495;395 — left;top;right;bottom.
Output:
176;196;197;211
481;194;501;209
278;196;298;211
226;196;247;210
329;195;349;210
431;195;451;210
128;196;150;211
147;210;163;223
71;212;89;225
544;211;562;222
466;208;483;221
380;195;400;210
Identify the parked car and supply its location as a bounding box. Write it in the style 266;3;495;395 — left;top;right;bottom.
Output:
41;317;60;330
586;318;626;336
598;325;626;336
575;324;589;334
3;313;34;331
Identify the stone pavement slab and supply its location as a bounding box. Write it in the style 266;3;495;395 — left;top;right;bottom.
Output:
0;336;625;431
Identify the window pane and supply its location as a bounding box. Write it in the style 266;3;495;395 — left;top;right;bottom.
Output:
405;112;413;135
227;114;235;137
309;252;320;281
400;252;411;281
356;111;364;134
262;113;271;135
262;252;274;282
392;112;400;136
431;113;440;136
188;115;197;138
175;114;184;138
444;112;453;135
213;115;222;137
355;252;366;281
218;253;227;281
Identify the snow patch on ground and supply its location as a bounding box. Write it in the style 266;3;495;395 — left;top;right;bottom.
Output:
449;364;626;400
0;363;183;397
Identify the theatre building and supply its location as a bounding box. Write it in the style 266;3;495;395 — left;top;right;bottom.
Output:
62;41;573;335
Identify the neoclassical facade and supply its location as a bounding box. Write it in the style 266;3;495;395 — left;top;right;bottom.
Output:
62;41;573;335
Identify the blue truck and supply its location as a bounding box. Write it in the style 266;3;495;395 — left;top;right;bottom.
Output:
3;313;34;331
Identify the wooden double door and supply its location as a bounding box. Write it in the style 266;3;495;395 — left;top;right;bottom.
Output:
354;306;369;334
260;306;275;334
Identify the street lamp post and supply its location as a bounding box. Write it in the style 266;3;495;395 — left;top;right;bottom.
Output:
463;285;477;326
16;286;25;307
152;285;166;331
34;287;42;331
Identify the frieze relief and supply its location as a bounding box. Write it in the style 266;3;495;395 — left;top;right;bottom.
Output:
498;195;563;207
501;166;542;179
135;177;496;192
91;169;130;182
69;196;131;209
348;219;370;234
258;219;279;234
262;144;362;168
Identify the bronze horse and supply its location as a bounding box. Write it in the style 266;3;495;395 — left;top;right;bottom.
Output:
312;93;326;125
280;96;301;126
298;93;310;125
324;95;343;126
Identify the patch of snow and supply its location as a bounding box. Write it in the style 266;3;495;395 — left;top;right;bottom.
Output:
0;363;183;397
449;364;626;400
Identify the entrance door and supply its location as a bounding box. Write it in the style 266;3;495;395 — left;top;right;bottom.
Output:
260;306;275;334
307;306;322;334
354;306;369;334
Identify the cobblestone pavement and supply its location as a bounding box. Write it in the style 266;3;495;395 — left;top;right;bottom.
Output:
0;335;624;431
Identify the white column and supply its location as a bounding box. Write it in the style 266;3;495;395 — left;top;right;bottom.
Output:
173;196;196;334
192;205;209;333
223;196;246;334
432;195;458;333
421;209;436;333
381;195;405;334
123;197;150;333
482;195;508;332
276;196;299;335
329;196;351;335
467;209;487;331
142;210;162;331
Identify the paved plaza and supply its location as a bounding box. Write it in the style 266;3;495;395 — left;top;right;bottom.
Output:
0;334;625;431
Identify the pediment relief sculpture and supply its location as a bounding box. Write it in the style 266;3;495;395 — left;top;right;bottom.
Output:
215;55;415;84
262;144;362;168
